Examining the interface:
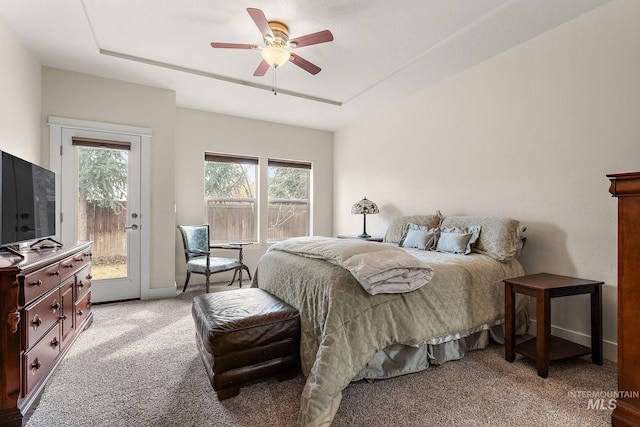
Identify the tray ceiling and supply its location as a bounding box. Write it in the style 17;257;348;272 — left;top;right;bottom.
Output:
0;0;610;131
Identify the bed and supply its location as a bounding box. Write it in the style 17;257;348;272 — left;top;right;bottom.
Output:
252;214;529;426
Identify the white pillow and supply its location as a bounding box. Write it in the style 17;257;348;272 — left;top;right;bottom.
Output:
384;212;443;243
439;216;525;261
436;226;481;254
399;223;438;250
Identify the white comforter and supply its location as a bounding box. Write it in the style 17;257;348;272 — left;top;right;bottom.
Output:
268;236;434;295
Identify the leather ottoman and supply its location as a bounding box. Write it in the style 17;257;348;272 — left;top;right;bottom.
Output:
192;288;300;400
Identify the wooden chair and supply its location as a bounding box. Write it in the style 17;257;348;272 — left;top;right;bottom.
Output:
177;224;251;293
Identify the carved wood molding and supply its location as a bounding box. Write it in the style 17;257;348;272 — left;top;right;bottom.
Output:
7;278;20;334
608;172;640;197
7;311;20;334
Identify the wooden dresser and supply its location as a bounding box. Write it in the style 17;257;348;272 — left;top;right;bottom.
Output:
0;241;92;427
608;172;640;426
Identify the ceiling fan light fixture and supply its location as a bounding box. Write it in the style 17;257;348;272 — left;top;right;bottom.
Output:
261;46;291;67
211;9;333;77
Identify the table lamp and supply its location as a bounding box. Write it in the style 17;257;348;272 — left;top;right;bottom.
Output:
351;197;379;238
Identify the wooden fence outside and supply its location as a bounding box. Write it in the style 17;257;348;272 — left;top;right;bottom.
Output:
207;201;308;242
78;201;308;259
77;202;128;259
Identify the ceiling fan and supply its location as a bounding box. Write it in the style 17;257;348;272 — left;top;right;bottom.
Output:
211;8;334;77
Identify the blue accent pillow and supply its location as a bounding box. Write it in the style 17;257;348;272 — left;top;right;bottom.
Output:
399;223;438;250
435;226;481;254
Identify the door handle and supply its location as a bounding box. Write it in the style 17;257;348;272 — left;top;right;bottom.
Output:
125;224;139;230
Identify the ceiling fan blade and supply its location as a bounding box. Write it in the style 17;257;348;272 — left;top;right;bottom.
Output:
247;8;273;39
253;59;270;77
211;42;258;49
289;30;334;48
290;53;321;75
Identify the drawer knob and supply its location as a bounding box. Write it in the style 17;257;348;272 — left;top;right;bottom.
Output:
51;337;59;348
60;314;67;320
50;270;60;276
64;263;74;268
86;274;93;280
32;280;43;287
78;281;84;288
87;300;92;308
31;359;41;372
51;301;60;311
77;309;84;316
31;316;42;327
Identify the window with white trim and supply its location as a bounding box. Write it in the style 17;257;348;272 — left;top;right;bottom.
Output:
267;159;311;241
204;153;257;243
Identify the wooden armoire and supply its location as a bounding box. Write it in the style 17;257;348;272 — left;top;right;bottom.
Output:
608;172;640;426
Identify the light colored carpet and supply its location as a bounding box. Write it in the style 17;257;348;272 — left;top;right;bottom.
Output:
26;282;616;427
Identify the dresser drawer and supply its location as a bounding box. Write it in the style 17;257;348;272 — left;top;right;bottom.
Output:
59;250;92;282
59;255;78;283
76;265;92;302
23;324;60;396
24;288;62;350
22;262;61;306
76;291;92;331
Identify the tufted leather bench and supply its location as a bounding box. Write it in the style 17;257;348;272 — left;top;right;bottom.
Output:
192;288;300;400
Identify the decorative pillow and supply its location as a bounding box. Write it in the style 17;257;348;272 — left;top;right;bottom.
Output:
436;226;481;254
384;211;443;243
399;223;438;250
440;216;525;262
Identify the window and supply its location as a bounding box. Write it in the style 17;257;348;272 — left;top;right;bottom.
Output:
268;159;311;241
204;153;257;243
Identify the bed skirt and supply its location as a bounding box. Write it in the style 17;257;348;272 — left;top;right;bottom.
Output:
352;304;529;381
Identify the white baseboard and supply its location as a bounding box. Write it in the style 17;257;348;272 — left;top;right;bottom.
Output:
528;319;617;362
141;282;178;300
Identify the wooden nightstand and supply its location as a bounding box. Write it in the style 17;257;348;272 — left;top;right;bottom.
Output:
504;272;603;378
336;235;383;242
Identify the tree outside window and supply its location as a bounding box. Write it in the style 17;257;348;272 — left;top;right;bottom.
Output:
268;159;310;241
76;145;129;279
204;154;257;243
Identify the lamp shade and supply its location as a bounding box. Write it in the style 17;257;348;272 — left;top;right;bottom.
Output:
351;197;379;215
261;46;291;67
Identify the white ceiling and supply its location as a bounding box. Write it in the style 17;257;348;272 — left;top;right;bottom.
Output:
1;0;609;132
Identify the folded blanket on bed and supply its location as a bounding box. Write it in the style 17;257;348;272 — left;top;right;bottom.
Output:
268;236;434;295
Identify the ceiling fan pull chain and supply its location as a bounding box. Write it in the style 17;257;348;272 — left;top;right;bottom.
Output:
272;66;278;95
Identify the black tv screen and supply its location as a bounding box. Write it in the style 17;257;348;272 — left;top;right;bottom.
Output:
0;151;56;246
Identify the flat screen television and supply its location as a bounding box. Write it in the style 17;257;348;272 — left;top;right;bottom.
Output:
0;151;57;253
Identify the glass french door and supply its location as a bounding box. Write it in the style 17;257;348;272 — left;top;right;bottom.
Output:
60;129;142;302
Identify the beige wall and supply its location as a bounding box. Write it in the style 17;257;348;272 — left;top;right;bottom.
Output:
175;108;333;286
4;1;634;357
0;19;41;162
41;68;177;291
14;64;333;293
334;0;640;356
